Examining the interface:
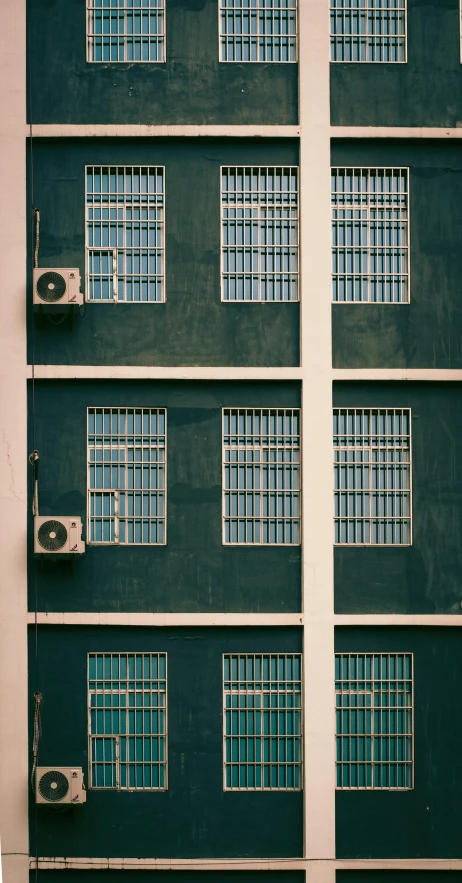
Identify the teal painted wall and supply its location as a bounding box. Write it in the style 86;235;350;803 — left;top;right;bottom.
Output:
330;0;462;127
28;380;302;612
27;0;298;125
336;627;462;858
334;382;462;614
29;626;303;858
28;139;299;367
331;141;462;370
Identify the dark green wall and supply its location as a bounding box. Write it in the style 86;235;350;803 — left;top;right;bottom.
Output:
331;140;462;370
27;0;298;125
29;626;303;858
27;138;299;367
330;0;462;126
334;382;462;614
28;380;301;612
336;627;462;858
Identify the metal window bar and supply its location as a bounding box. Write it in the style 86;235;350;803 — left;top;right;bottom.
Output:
221;167;299;302
223;408;300;544
332;168;409;304
88;652;167;790
335;653;413;789
86;166;164;303
333;408;411;545
223;653;302;790
220;0;297;62
330;0;407;63
87;0;166;63
87;407;167;545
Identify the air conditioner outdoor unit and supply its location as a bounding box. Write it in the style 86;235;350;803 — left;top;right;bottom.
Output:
33;268;83;306
34;515;85;555
36;767;86;805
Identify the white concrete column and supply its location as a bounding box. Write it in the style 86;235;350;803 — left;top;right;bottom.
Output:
0;1;29;882
299;0;336;866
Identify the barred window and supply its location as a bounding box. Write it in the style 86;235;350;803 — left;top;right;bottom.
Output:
88;652;167;789
332;168;409;304
86;166;164;303
336;653;413;789
334;408;411;545
221;167;299;302
88;407;166;545
224;654;302;790
220;1;297;62
87;0;166;63
223;408;300;544
330;0;406;62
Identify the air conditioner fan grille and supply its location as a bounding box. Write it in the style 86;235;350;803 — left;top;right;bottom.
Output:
36;271;67;303
38;770;70;802
37;519;68;552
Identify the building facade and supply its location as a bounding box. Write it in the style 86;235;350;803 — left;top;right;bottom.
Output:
2;3;462;883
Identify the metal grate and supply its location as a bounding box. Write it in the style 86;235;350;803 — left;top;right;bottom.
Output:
87;0;166;63
336;653;413;789
223;408;300;544
221;167;299;302
220;0;297;62
86;166;164;303
223;653;302;790
333;408;411;545
88;407;166;545
332;168;409;303
330;0;407;62
88;652;167;789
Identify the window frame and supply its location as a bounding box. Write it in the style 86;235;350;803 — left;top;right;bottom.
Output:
219;0;298;64
330;0;408;64
335;651;414;790
222;406;301;546
87;406;167;546
85;165;166;304
333;406;412;546
86;0;167;64
220;166;300;304
331;166;410;305
222;652;303;791
87;651;168;791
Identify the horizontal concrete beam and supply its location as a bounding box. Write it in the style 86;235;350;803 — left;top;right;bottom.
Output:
26;124;300;139
31;857;462;871
28;612;462;627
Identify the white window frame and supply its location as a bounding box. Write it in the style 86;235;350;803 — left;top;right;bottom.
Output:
331;166;410;305
86;0;166;64
219;1;298;63
87;406;167;546
333;407;412;546
220;166;299;303
88;651;168;791
222;407;301;545
335;652;414;790
330;0;407;64
223;652;303;791
85;165;165;304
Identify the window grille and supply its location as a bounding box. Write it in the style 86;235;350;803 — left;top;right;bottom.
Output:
223;408;300;544
86;166;164;303
336;653;413;789
332;168;409;304
220;1;297;62
221;167;299;302
88;652;167;789
87;0;166;63
88;407;166;545
330;0;407;62
223;653;302;790
333;408;411;545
